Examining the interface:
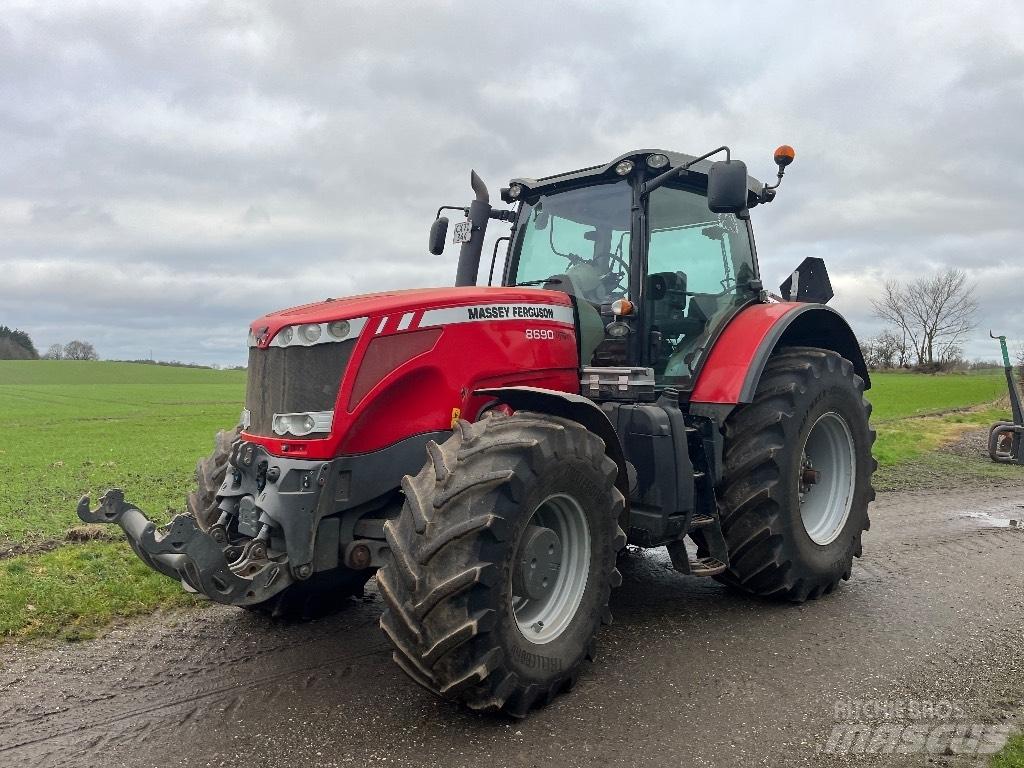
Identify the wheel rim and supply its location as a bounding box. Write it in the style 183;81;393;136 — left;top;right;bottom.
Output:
798;412;856;545
512;493;591;644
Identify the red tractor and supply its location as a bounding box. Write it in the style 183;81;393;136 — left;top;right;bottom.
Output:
80;145;875;717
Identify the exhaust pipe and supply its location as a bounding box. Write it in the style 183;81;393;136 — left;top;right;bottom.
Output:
454;170;491;287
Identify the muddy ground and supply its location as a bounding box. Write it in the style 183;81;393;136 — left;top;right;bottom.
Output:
1;483;1022;767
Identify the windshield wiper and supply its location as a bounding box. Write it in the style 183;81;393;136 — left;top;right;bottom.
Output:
516;278;562;286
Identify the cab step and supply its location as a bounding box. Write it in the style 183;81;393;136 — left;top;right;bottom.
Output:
665;541;728;577
687;556;727;577
687;513;715;530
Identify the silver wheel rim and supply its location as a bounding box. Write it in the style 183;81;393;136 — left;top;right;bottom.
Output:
512;493;591;644
799;412;856;546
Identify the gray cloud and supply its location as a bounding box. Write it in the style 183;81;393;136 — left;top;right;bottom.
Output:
1;0;1023;365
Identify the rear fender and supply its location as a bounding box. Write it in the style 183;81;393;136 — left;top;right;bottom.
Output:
475;386;630;511
691;303;870;405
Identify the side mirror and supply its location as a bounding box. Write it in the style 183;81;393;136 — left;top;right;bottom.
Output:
707;160;749;213
428;217;449;255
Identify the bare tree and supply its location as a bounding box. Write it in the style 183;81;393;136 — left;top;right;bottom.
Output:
869;329;904;369
63;340;98;360
872;269;977;367
940;343;964;368
43;343;64;359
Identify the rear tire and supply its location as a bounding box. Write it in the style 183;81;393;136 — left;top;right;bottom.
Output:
186;426;372;619
378;413;626;717
715;347;875;601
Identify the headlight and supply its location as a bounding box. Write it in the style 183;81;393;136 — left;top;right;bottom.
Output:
272;411;334;437
646;153;669;169
614;160;634;176
327;320;350;339
605;321;630;338
268;317;367;347
508;183;523;199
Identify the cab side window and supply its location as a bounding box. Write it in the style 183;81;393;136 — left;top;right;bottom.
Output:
646;184;756;384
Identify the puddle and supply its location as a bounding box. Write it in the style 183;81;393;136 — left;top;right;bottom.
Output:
958;502;1024;529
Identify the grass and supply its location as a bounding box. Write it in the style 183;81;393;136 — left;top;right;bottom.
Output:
992;733;1024;767
868;369;1007;422
0;360;1018;641
873;405;1009;467
1;360;244;640
866;370;1019;489
1;360;245;544
0;541;197;641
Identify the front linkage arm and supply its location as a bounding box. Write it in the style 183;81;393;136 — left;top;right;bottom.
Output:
77;489;293;605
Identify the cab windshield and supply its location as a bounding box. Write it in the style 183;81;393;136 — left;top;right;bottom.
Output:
508;181;632;305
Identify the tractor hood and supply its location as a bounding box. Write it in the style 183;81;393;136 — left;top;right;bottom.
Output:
249;286;574;348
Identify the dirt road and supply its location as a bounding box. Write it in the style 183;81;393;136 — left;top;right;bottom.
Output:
2;487;1023;767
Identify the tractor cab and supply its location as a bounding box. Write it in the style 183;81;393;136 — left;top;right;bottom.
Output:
431;146;794;389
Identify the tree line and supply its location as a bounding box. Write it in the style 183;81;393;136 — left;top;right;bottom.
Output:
0;326;38;359
0;326;98;360
42;341;99;360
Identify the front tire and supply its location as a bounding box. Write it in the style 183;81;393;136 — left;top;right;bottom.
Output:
716;347;875;601
378;413;626;717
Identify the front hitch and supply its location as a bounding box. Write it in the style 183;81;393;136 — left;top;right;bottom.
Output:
77;489;293;606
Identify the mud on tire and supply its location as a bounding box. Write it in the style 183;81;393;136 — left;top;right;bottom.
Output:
378;412;626;717
716;347;876;602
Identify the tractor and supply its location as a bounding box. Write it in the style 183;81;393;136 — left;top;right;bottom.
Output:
79;144;875;717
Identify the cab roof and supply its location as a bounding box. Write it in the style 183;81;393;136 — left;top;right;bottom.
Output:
510;148;766;207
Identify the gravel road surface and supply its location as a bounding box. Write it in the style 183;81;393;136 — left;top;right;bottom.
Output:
2;487;1023;767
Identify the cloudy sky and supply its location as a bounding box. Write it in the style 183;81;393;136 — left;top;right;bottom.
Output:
2;0;1023;366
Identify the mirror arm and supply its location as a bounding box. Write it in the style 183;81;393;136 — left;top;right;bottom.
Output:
758;171;785;204
763;166;787;192
640;145;731;197
435;205;468;220
760;147;795;202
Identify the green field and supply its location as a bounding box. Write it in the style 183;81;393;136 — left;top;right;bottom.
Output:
1;360;244;639
0;360;245;544
0;360;1018;640
867;370;1014;470
867;369;1007;422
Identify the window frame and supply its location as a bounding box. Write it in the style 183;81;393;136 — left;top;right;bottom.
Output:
503;179;633;291
502;172;764;393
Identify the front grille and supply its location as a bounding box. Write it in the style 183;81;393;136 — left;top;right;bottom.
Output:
245;340;356;437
